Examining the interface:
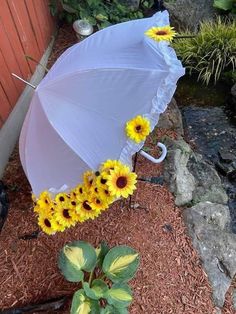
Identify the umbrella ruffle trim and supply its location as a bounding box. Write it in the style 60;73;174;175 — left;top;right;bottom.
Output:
119;42;185;166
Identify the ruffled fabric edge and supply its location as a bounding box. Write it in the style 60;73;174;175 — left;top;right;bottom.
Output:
119;14;185;167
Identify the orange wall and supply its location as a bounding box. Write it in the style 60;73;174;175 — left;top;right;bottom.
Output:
0;0;55;127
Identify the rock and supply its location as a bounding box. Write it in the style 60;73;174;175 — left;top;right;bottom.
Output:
163;138;195;206
218;150;236;163
216;161;236;181
214;308;222;314
229;83;236;113
187;153;228;205
165;0;216;32
158;98;184;136
122;0;140;9
183;203;236;307
163;137;228;206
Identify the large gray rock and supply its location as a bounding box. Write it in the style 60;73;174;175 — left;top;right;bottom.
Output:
158;98;184;136
163;137;228;206
165;0;216;32
163;138;195;206
183;202;236;308
187;153;228;205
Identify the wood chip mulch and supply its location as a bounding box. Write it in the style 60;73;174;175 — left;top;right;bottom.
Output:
0;24;235;314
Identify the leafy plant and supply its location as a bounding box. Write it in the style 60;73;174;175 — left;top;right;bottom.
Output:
58;240;139;313
173;18;236;85
49;0;154;28
213;0;236;13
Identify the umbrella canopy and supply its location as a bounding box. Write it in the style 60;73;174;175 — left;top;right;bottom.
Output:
20;11;184;196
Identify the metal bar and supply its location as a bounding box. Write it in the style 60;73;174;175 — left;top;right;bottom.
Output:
11;73;36;89
140;142;167;164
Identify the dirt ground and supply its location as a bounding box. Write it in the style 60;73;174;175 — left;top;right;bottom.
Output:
0;25;235;314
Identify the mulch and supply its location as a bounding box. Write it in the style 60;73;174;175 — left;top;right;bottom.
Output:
0;24;235;314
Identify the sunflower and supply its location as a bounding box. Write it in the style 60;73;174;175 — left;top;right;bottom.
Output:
38;212;56;235
83;171;95;190
76;193;101;220
100;160;123;173
145;25;176;42
106;165;137;198
96;171;109;188
90;194;109;211
54;204;77;227
55;192;70;206
37;191;52;209
50;218;66;232
71;183;85;201
125;115;151;143
97;186;116;205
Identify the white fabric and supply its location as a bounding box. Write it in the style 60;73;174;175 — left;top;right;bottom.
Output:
19;11;184;196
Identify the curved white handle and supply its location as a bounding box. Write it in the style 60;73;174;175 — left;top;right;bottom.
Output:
140;142;167;164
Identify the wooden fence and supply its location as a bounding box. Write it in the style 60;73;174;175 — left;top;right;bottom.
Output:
0;0;55;128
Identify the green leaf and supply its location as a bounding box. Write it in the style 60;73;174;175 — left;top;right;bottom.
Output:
102;246;139;283
101;305;128;314
70;289;100;314
105;283;132;308
95;241;110;267
96;13;108;21
213;0;234;10
84;279;108;300
58;241;97;282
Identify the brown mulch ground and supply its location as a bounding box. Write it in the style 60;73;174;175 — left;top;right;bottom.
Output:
0;24;235;314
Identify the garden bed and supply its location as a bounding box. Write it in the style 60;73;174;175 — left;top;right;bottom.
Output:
0;24;235;314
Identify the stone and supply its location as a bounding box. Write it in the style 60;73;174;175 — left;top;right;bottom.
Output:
218;150;236;163
229;83;236;113
122;0;140;9
233;288;236;310
158;98;184;136
163;138;195;206
187;153;228;205
183;203;236;307
163;137;228;206
165;0;216;32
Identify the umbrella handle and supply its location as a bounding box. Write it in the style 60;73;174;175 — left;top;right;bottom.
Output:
140;142;167;164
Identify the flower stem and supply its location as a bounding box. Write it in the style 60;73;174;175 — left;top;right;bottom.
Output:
88;269;95;286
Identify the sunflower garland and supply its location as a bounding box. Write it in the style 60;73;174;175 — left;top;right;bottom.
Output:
145;25;176;42
33;159;137;235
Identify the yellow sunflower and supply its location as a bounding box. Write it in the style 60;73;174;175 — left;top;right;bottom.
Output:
106;165;137;198
83;171;95;190
38;212;56;235
54;204;77;227
145;25;176;42
96;171;109;188
125;115;151;143
54;192;70;206
90;194;109;211
76;193;101;220
100;160;123;173
37;191;52;209
50;218;66;232
71;183;85;201
97;186;116;205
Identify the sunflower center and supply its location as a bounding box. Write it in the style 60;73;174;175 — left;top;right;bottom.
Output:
71;201;76;206
135;125;142;133
44;219;51;228
105;190;109;195
89;179;93;186
101;178;107;184
63;209;70;219
95;171;100;176
79;187;83;194
96;199;101;204
156;30;167;35
59;196;65;202
83;201;92;211
116;176;128;188
45;199;49;204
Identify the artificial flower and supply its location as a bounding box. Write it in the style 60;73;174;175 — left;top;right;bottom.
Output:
90;194;109;211
83;171;95;190
54;204;77;227
125;115;151;143
100;159;123;172
38;213;56;235
55;192;70;206
37;191;52;209
76;193;101;220
106;164;137;198
145;25;176;42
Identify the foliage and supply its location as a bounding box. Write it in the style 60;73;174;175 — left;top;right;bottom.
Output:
213;0;236;13
58;240;140;313
173;18;236;85
49;0;154;29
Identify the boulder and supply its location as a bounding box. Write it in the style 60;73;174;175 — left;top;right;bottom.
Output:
165;0;216;32
183;202;236;308
163;137;228;206
158;98;184;136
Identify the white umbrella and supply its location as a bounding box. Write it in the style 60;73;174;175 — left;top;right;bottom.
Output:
19;11;184;196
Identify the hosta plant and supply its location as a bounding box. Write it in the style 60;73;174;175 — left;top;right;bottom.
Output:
58;240;139;313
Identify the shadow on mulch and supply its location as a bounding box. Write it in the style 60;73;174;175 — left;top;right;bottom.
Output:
0;23;235;314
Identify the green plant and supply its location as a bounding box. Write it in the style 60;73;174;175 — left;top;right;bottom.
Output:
49;0;154;28
58;240;139;313
213;0;236;13
173;18;236;85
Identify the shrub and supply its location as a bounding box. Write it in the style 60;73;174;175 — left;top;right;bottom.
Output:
58;240;140;313
173;18;236;85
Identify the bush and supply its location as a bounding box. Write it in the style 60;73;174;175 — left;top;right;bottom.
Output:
173;18;236;85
